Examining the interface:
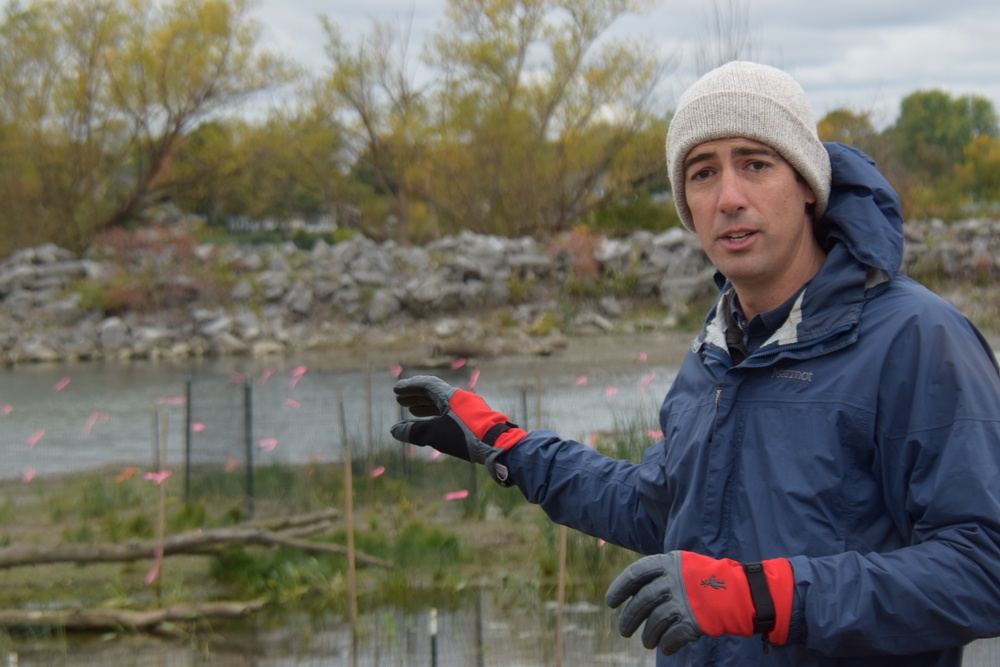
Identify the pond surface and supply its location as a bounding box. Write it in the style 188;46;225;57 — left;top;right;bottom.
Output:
0;332;687;480
7;592;652;666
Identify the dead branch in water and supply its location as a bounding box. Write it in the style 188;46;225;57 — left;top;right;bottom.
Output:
0;508;392;570
0;600;267;632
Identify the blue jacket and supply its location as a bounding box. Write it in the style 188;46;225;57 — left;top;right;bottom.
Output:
499;143;1000;666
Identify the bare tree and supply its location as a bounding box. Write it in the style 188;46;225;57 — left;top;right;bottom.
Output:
692;0;761;77
320;12;427;242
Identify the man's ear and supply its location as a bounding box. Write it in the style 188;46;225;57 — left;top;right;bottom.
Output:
796;172;817;216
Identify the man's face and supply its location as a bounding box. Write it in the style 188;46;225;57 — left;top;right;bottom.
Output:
683;137;822;315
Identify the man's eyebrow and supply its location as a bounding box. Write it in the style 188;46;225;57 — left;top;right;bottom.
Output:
683;145;781;173
732;146;780;160
683;151;715;173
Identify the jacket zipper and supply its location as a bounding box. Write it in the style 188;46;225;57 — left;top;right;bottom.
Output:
701;324;852;447
707;385;723;444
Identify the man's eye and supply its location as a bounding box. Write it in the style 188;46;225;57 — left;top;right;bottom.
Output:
689;168;712;182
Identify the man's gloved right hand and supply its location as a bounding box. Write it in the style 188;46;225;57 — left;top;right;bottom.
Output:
390;375;527;483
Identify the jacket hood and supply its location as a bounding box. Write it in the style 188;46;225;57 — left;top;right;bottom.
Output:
817;142;904;278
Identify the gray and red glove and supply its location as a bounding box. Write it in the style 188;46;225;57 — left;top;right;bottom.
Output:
390;375;527;485
606;551;793;655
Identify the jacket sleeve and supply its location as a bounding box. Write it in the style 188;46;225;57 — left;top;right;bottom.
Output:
499;431;670;555
789;306;1000;655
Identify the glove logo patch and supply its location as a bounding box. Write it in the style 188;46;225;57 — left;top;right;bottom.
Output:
700;575;727;590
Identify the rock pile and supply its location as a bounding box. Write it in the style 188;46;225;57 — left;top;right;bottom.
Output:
0;218;997;364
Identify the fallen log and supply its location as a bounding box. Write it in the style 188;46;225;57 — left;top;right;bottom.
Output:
0;599;267;632
251;508;341;530
0;517;392;570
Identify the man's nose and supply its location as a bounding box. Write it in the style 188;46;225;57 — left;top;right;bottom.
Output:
717;169;748;214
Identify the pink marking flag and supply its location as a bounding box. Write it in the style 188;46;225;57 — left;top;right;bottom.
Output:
258;437;278;452
144;470;172;485
83;411;110;435
444;490;469;501
467;369;481;391
191;423;206;433
604;387;619;397
22;467;35;483
289;366;307;389
53;377;71;392
450;358;467;370
224;456;239;473
155;396;186;406
389;364;404;379
0;405;11;414
116;467;136;483
145;547;164;585
285;397;301;409
576;376;588;386
259;368;275;385
228;371;246;384
370;466;386;478
638;352;648;362
27;429;45;448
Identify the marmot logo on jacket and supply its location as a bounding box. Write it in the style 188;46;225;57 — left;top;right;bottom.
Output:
772;368;814;382
701;575;726;590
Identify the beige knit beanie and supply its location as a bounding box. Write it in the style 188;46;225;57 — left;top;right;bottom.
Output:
666;61;831;231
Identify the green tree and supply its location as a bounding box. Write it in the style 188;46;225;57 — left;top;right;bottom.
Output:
320;17;428;242
0;0;291;254
0;0;127;252
818;108;880;156
816;107;911;197
171;111;347;226
885;90;998;219
960;134;1000;205
890;90;998;182
420;0;671;239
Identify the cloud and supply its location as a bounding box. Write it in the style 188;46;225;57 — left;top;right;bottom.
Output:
254;0;1000;127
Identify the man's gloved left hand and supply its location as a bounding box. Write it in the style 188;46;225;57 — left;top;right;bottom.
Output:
390;375;527;484
605;551;793;656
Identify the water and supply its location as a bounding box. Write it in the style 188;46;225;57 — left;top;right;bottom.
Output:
0;336;680;481
6;593;653;666
7;595;1000;665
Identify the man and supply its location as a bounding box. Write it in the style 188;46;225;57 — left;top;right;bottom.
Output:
390;62;1000;665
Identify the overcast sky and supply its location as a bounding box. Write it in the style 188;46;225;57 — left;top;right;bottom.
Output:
251;0;1000;129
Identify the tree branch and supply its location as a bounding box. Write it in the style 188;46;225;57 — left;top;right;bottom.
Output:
0;511;392;570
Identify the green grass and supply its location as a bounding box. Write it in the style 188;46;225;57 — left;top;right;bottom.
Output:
0;431;656;656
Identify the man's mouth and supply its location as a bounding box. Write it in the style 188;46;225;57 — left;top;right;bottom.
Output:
725;232;753;241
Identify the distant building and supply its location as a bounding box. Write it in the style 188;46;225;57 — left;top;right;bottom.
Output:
226;216;283;234
226;204;359;236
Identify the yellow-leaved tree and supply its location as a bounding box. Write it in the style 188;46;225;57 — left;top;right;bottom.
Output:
0;0;291;254
321;0;673;242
